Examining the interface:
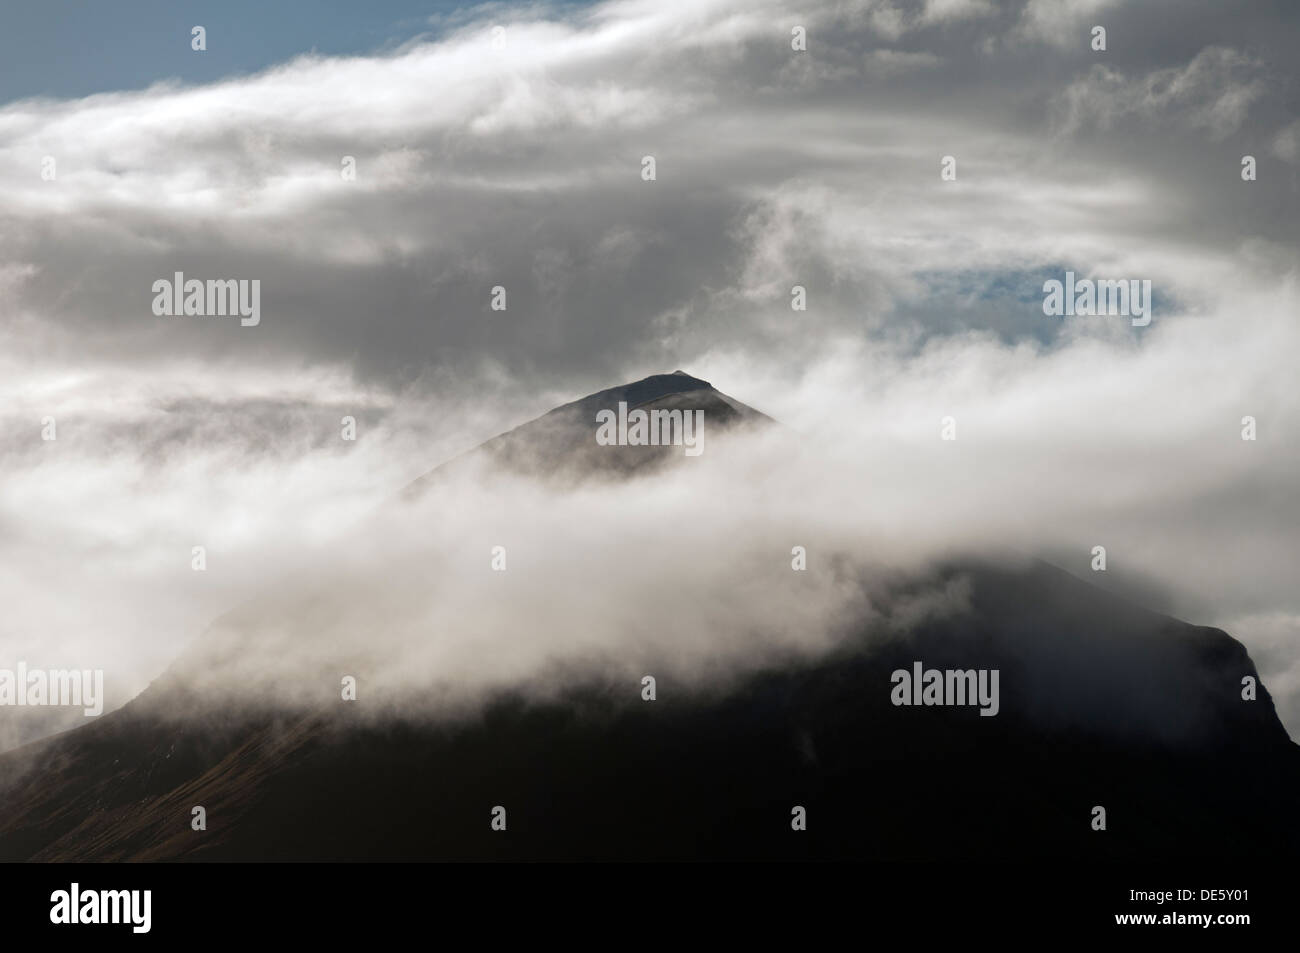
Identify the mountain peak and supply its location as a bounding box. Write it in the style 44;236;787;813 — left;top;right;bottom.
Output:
402;371;769;493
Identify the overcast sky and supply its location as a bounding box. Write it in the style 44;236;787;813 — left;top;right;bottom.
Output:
1;0;1297;745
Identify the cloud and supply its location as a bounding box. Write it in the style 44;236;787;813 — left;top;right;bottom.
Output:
1055;46;1267;140
0;0;1298;745
1015;0;1123;47
1272;119;1300;164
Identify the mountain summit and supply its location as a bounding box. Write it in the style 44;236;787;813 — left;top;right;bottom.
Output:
404;371;772;492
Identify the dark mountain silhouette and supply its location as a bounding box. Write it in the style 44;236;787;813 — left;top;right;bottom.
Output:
0;373;1296;861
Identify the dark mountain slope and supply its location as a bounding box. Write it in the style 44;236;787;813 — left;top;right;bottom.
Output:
0;560;1293;861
